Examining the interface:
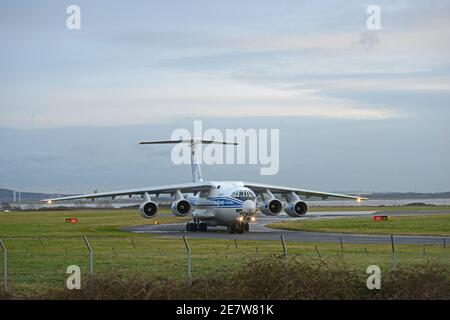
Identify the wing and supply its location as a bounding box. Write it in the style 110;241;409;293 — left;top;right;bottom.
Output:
41;182;214;203
243;182;367;201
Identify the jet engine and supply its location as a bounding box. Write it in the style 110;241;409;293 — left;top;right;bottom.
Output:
285;200;308;217
259;199;283;216
171;199;192;216
139;201;159;218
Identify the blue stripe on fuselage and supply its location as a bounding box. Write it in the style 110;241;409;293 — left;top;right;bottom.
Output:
209;197;243;208
190;197;243;208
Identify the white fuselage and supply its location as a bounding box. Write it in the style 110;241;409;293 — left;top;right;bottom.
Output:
186;181;257;226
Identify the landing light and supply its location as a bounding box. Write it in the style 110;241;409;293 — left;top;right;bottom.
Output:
47;200;52;204
357;198;362;203
238;216;244;222
250;216;256;222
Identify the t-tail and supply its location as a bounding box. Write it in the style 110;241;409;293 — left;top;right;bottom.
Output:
139;139;238;183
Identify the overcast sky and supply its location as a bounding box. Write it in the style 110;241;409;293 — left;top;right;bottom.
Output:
1;1;449;193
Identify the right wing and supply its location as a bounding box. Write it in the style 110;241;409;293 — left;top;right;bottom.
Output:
243;182;367;201
41;182;214;203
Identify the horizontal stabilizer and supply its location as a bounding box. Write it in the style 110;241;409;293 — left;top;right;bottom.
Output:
139;139;238;145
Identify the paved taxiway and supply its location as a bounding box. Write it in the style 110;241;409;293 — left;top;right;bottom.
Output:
124;210;450;245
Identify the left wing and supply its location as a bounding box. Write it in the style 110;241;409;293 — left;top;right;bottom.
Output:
243;182;367;201
41;182;214;203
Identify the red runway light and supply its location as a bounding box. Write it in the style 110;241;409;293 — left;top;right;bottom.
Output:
65;218;79;224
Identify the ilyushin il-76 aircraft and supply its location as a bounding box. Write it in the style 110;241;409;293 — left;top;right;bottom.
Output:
43;140;366;234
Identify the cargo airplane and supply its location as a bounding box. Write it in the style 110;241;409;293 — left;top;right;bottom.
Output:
43;139;366;234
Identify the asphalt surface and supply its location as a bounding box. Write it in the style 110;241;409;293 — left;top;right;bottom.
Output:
124;210;450;245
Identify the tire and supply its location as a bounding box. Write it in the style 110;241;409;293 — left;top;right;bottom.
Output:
228;223;236;234
244;223;249;232
199;223;207;232
236;223;244;234
187;222;200;232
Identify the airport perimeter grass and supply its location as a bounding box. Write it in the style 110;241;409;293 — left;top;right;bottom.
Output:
308;205;450;212
2;205;450;238
268;214;450;236
0;208;449;297
0;208;190;237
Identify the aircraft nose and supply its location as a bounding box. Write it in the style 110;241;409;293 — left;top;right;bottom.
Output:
242;200;256;214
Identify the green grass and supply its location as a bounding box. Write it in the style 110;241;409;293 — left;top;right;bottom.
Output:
268;214;450;236
0;208;449;297
0;209;188;238
308;205;450;212
2;236;449;297
1;204;449;238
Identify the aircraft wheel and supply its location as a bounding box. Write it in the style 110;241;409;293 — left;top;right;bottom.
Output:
236;223;244;234
228;223;236;234
199;222;208;232
187;222;199;232
244;223;249;232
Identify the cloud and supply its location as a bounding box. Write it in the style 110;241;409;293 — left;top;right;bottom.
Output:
315;76;450;92
351;31;380;50
1;1;448;129
0;78;398;128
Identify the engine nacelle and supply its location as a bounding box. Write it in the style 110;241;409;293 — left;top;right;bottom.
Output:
285;201;308;217
171;199;192;216
259;199;283;216
139;201;159;218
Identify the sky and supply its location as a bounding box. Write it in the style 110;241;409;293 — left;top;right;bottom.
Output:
0;0;449;193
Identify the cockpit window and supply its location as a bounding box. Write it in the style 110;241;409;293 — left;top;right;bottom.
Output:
232;189;256;201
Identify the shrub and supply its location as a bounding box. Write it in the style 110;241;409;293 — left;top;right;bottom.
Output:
33;257;449;300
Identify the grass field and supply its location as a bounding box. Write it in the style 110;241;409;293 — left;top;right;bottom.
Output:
268;214;450;236
308;205;450;212
2;205;449;238
0;209;191;237
0;207;449;297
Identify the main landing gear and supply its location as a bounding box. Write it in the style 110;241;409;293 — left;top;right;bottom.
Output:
186;221;208;232
227;221;249;234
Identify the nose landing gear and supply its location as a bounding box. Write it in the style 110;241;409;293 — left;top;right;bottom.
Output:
227;221;249;234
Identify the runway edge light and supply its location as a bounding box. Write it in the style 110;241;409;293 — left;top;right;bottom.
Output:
65;218;79;224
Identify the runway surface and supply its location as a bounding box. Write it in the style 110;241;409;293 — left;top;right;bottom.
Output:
124;210;450;245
